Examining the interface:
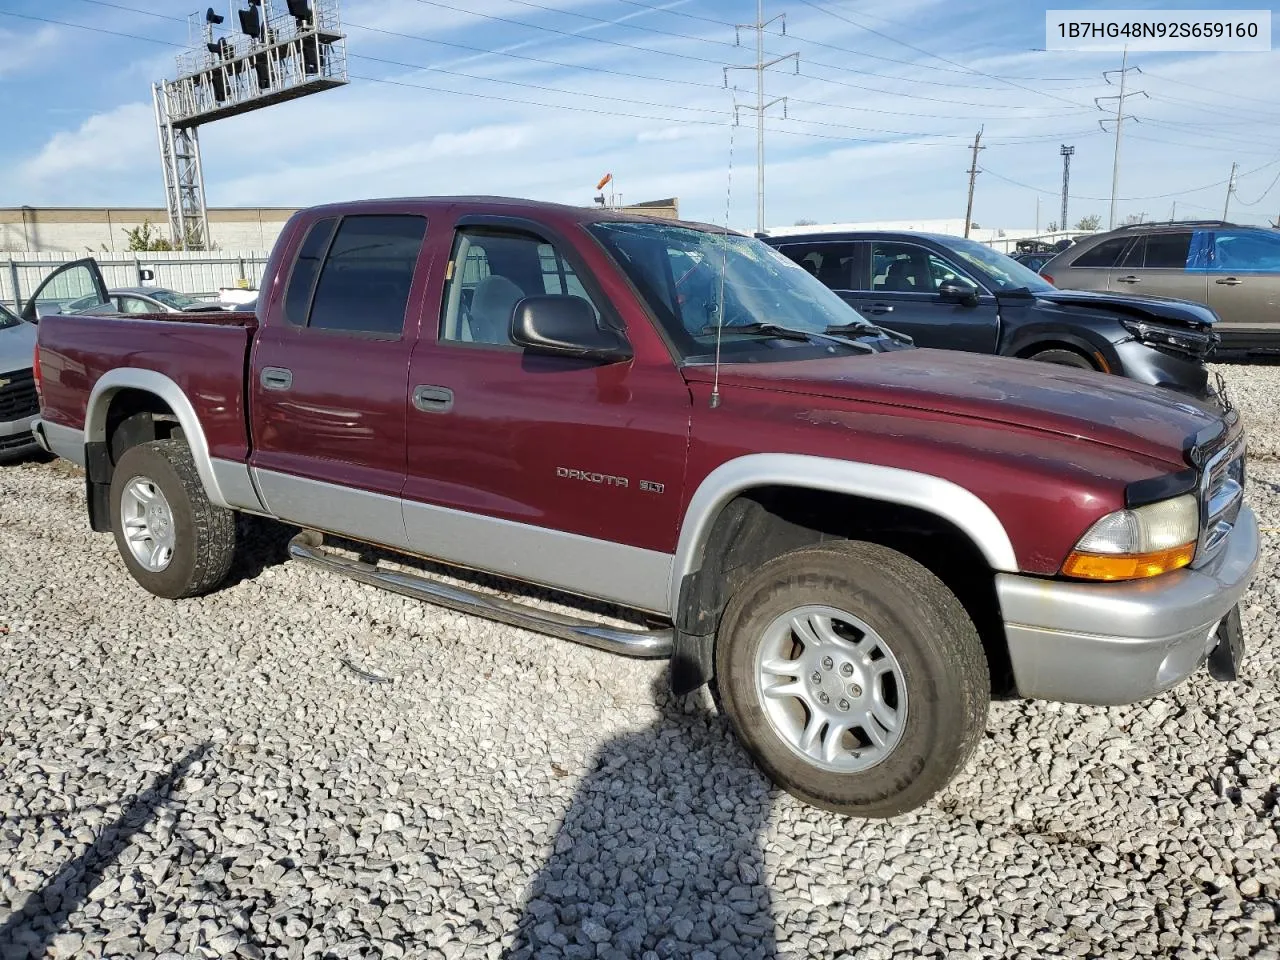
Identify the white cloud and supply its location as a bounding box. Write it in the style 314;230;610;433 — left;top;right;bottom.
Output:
17;102;155;185
0;25;61;79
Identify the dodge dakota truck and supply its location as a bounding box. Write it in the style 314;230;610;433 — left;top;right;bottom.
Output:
29;198;1258;817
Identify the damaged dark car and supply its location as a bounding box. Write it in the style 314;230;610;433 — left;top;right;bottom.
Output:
765;230;1220;400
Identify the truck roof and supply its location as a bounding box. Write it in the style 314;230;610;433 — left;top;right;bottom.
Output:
298;195;737;235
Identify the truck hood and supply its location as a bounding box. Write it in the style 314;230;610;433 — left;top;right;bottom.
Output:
0;321;37;374
682;349;1221;467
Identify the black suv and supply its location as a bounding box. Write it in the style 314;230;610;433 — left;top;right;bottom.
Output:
765;230;1221;399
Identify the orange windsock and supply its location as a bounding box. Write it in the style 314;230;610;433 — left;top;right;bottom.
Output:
596;173;613;190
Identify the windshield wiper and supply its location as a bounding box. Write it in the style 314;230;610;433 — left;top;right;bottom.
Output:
824;322;914;346
703;322;874;352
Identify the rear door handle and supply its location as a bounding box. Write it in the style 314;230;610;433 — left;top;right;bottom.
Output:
1216;277;1243;286
413;385;454;414
260;366;293;391
863;303;894;315
1116;275;1142;284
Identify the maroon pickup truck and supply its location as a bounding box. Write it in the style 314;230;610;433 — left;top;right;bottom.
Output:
29;197;1257;817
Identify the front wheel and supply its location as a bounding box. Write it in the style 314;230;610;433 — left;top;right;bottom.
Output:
714;541;989;817
1027;347;1096;370
109;439;237;599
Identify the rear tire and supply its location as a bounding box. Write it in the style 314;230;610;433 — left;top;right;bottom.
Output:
1027;347;1096;370
109;439;236;599
714;541;989;817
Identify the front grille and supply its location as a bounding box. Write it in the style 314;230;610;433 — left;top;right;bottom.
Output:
0;370;38;422
0;432;35;452
1197;435;1246;564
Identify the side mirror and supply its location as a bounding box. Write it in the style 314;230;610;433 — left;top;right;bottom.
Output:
511;295;632;361
938;278;979;306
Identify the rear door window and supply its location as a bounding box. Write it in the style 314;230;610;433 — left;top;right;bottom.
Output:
306;215;428;336
1141;232;1193;269
284;217;337;326
1072;237;1131;268
776;242;857;290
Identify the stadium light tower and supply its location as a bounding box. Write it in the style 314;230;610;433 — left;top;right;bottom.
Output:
153;0;348;249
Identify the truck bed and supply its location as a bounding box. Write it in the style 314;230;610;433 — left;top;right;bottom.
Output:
38;310;257;464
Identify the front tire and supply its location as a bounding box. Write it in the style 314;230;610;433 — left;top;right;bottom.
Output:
109;439;236;599
714;541;989;817
1027;347;1096;370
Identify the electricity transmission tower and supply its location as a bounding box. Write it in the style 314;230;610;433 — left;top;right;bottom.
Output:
1096;48;1146;230
724;0;798;234
1059;145;1074;232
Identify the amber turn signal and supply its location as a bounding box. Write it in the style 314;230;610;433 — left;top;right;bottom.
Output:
1061;543;1196;581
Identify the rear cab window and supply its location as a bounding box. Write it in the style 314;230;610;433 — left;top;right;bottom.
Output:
282;215;427;337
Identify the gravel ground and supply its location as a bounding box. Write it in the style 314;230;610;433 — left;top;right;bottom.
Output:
1;364;1278;960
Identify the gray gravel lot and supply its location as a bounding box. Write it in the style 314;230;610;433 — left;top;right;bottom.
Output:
1;363;1279;960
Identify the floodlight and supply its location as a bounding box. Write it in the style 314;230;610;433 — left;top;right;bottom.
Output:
238;1;263;40
286;0;314;23
206;7;225;25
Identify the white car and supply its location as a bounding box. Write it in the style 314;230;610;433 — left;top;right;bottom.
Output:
0;302;39;461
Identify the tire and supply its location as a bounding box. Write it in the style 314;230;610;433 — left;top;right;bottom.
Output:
1027;347;1096;370
714;541;989;817
109;439;236;599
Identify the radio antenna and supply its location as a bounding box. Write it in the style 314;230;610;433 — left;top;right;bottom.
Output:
710;96;738;410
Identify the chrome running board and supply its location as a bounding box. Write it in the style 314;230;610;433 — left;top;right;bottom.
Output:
288;531;673;659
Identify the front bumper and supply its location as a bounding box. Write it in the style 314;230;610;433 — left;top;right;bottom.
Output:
997;505;1259;705
0;411;39;460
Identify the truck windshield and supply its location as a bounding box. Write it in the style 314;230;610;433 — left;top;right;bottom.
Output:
589;221;874;360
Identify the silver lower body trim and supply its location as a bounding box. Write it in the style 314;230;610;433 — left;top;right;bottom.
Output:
32;419;84;466
288;531;673;659
997;505;1260;705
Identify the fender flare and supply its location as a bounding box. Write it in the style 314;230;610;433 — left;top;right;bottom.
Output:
669;453;1019;615
85;368;231;509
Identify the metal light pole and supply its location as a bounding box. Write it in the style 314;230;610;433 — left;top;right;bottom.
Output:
1059;144;1074;231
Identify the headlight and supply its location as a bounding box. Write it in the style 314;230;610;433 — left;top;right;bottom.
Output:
1062;494;1199;581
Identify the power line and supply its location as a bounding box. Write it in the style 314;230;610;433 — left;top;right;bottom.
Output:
982;155;1280;203
399;0;1096;111
606;0;1098;84
1142;69;1280;110
343;21;1095;121
1234;167;1280;207
789;0;1090;108
1125;133;1280;159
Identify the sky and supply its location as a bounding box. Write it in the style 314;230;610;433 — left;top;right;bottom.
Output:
1;0;1279;233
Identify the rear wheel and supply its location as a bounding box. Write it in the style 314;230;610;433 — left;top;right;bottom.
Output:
109;439;236;599
714;541;989;817
1027;347;1096;370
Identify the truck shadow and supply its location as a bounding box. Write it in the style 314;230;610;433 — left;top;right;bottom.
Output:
0;743;209;958
224;514;299;588
504;678;779;959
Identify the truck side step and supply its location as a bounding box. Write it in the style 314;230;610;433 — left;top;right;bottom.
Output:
287;531;674;660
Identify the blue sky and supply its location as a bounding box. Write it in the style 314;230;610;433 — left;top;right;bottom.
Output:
2;0;1279;232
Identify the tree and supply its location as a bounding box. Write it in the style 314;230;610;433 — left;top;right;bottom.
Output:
1047;221;1059;232
969;222;981;230
1120;213;1146;226
122;219;208;252
1075;214;1102;231
793;218;819;226
123;220;174;251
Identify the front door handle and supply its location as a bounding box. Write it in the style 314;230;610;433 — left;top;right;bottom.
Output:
863;303;895;315
1216;277;1243;286
1116;275;1142;284
260;366;293;391
413;384;454;414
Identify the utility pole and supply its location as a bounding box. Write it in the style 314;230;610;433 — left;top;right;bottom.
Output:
1097;47;1147;230
1170;200;1177;221
724;1;798;234
964;127;984;238
1035;195;1041;234
1059;144;1074;232
1223;161;1239;220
